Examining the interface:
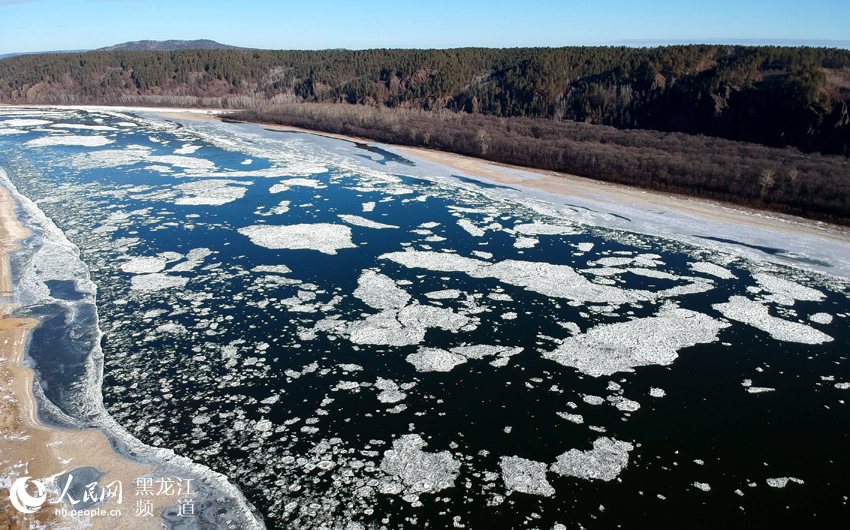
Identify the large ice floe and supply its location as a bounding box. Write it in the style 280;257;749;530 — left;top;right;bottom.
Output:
238;223;356;254
500;456;556;497
543;303;729;376
379;435;461;495
551;437;634;481
174;179;250;205
380;250;652;304
713;296;833;344
25;135;114;147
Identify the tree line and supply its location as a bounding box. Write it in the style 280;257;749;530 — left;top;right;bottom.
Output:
234;103;850;223
1;45;849;154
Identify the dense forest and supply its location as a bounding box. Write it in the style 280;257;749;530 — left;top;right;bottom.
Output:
1;45;849;154
234;104;850;223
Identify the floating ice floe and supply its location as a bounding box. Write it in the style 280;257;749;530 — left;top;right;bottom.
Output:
693;482;711;492
576;242;594;252
269;178;324;193
175;179;250;206
25;135;114;147
238;223;356;254
543;303;728;376
252;264;292;275
515;236;540;249
753;273;826;305
608;396;641;412
380;250;651;304
168;248;213;272
130;273;189;292
808;312;833;325
500;456;555;497
338;214;398;229
713;296;833;344
354;270;410;310
649;387;666;398
766;477;804;488
379;435;460;495
689;261;736;280
557;412;584;424
425;289;462;300
374;378;407;404
406;348;467;372
550;437;634;482
1;118;52;127
69;144;216;173
513;222;578;236
362;201;376;212
174;144;202;154
450;344;523;368
342;270;476;347
457;219;485;237
50;123;118;132
121;256;167;274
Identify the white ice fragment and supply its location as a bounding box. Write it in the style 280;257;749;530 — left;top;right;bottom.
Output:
514;222;578;236
380;435;460;494
550;437;634;482
174;179;249;206
689;261;736;280
406;348;467;372
425;289;462;300
649;387;666;398
380;251;649;304
2;118;52;127
753;273;825;304
25;135;114;147
557;412;584;424
457;219;485;237
693;482;711;492
252;264;292;275
500;456;555;497
339;214;398;229
121;256;167;274
269;178;324;193
713;296;833;344
238;223;356;254
354;270;410;310
809;312;833;325
130;273;188;292
543;304;728;376
766;477;804;488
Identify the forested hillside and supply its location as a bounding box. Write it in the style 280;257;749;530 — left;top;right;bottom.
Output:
1;46;849;154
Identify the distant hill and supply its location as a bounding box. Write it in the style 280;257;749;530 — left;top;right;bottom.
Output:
99;39;238;51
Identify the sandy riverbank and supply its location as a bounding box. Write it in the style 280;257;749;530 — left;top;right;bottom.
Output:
0;185;172;529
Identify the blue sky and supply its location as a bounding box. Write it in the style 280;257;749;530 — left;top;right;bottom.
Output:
1;0;849;54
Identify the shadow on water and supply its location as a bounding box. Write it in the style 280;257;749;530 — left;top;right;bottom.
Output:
451;174;515;190
354;143;415;166
694;235;832;267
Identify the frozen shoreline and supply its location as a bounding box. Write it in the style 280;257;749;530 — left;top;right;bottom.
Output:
126;105;850;280
0;167;265;529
